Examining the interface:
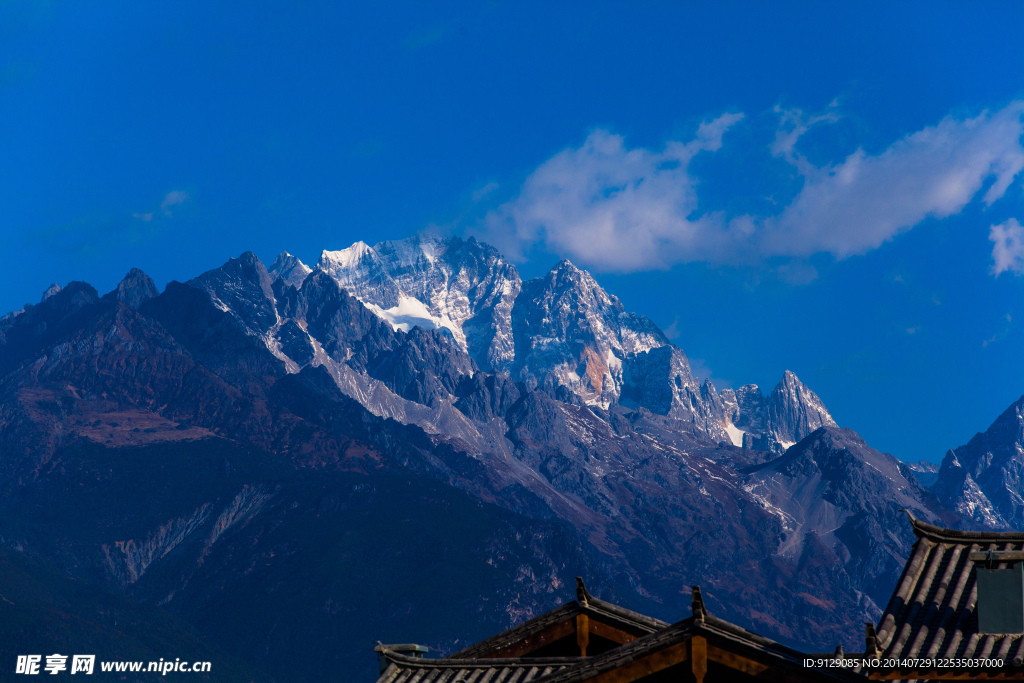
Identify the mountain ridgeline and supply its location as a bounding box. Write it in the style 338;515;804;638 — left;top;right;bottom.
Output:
0;233;1016;680
272;235;834;452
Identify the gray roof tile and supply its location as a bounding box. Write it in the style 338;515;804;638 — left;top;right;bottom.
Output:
877;515;1024;666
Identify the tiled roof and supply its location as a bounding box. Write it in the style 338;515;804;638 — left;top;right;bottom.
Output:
376;653;577;683
876;514;1024;664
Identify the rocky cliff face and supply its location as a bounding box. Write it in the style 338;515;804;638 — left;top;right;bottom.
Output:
510;259;667;406
766;370;838;445
621;346;729;443
717;373;837;452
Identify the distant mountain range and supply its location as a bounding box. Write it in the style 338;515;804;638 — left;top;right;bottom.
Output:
0;234;1020;680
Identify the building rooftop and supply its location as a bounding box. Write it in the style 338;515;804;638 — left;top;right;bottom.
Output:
377;580;862;682
874;513;1024;670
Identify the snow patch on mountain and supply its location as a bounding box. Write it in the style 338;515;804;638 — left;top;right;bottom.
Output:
314;235;520;371
725;422;745;447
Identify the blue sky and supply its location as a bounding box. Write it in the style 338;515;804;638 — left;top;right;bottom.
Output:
4;1;1024;463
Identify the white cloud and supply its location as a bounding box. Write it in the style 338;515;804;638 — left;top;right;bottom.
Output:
482;102;1024;274
482;113;745;271
767;103;1024;259
990;218;1024;275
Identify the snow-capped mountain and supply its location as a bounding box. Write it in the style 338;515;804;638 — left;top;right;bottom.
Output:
262;236;839;452
314;234;520;372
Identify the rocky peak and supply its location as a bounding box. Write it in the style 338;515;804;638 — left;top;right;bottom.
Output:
744;425;946;606
41;283;62;302
40;281;100;312
188;252;278;335
533;260;621;319
720;387;739;422
766;370;836;445
104;268;159;310
0;281;100;373
317;241;401;310
511;259;667;406
773;427;903;484
931;449;1007;528
269;252;312;290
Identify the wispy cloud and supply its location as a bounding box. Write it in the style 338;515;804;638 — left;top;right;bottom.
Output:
134;190;190;222
472;181;500;202
767;103;1024;260
990;218;1024;276
27;190;191;255
662;316;681;340
983;313;1013;347
771;101;840;173
481;102;1024;275
774;261;819;285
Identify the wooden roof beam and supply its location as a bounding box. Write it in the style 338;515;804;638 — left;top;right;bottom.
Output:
482;620;575;659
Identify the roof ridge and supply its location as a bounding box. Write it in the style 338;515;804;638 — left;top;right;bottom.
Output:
585;595;670;630
906;512;1024;541
378;648;581;668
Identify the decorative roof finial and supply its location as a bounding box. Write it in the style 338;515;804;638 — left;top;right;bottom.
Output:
576;576;591;606
692;585;707;623
865;623;881;658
